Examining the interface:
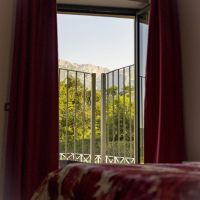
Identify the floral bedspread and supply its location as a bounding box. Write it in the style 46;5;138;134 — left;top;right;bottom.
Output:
31;163;200;200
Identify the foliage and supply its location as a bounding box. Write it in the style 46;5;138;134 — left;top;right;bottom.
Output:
59;73;135;156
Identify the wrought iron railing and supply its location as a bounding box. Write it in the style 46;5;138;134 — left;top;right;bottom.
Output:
59;153;135;164
100;65;135;163
59;68;96;162
59;65;145;164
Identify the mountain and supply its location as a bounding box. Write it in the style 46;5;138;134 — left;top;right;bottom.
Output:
59;59;134;90
59;59;110;89
59;59;109;75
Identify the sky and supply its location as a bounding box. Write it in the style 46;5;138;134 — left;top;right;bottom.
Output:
57;14;135;70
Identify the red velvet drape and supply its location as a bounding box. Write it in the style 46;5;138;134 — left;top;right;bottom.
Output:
144;0;185;163
4;0;58;199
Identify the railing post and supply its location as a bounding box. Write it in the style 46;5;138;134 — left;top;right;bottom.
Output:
90;73;96;163
101;73;106;163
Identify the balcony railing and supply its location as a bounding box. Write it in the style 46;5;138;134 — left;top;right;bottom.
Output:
59;153;135;164
59;65;145;164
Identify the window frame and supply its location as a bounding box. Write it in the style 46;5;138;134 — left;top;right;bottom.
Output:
57;3;149;164
135;6;150;164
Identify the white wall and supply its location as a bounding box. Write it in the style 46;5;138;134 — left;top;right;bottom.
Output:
0;0;16;199
178;0;200;161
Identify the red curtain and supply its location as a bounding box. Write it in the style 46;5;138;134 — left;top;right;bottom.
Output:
4;0;58;199
144;0;185;163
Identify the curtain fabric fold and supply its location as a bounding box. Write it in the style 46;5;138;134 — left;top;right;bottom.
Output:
144;0;185;163
4;0;59;199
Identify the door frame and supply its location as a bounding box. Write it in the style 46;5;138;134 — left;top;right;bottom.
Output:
57;3;150;164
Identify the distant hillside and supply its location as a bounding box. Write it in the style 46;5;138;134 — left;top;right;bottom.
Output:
59;59;134;90
59;59;109;75
59;59;110;89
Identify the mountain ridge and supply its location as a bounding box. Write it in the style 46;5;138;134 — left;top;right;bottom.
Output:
59;59;110;76
59;59;134;90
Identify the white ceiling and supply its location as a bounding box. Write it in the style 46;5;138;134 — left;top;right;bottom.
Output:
57;0;149;9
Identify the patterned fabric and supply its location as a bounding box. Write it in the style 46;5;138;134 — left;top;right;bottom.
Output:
31;163;200;200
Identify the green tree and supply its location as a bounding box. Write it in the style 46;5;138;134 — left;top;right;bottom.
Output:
59;74;134;156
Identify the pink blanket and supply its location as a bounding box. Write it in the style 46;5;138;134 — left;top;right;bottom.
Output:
31;163;200;200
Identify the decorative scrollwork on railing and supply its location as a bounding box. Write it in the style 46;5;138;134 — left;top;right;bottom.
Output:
59;153;135;164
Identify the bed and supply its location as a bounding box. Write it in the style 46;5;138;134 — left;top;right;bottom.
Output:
31;162;200;200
